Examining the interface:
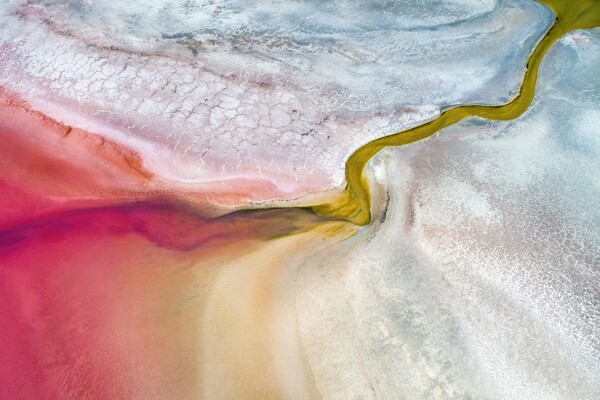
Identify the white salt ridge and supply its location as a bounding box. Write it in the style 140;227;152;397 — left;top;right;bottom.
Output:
0;0;552;204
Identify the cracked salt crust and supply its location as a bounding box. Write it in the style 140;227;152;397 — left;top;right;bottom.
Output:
0;0;553;205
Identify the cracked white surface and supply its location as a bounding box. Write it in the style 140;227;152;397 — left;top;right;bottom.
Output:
0;0;552;204
295;29;600;399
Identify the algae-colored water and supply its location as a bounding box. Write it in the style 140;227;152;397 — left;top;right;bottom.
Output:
312;0;600;226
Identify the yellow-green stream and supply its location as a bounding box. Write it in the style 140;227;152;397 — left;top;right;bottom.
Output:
312;0;600;226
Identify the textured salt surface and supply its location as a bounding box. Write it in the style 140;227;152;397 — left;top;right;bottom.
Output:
295;28;600;399
0;0;552;203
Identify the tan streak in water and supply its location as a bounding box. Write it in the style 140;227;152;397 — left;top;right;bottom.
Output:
200;222;353;399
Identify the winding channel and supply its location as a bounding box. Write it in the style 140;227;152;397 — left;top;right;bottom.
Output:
311;0;600;226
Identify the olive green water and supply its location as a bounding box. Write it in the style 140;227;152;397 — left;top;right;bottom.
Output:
312;0;600;226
